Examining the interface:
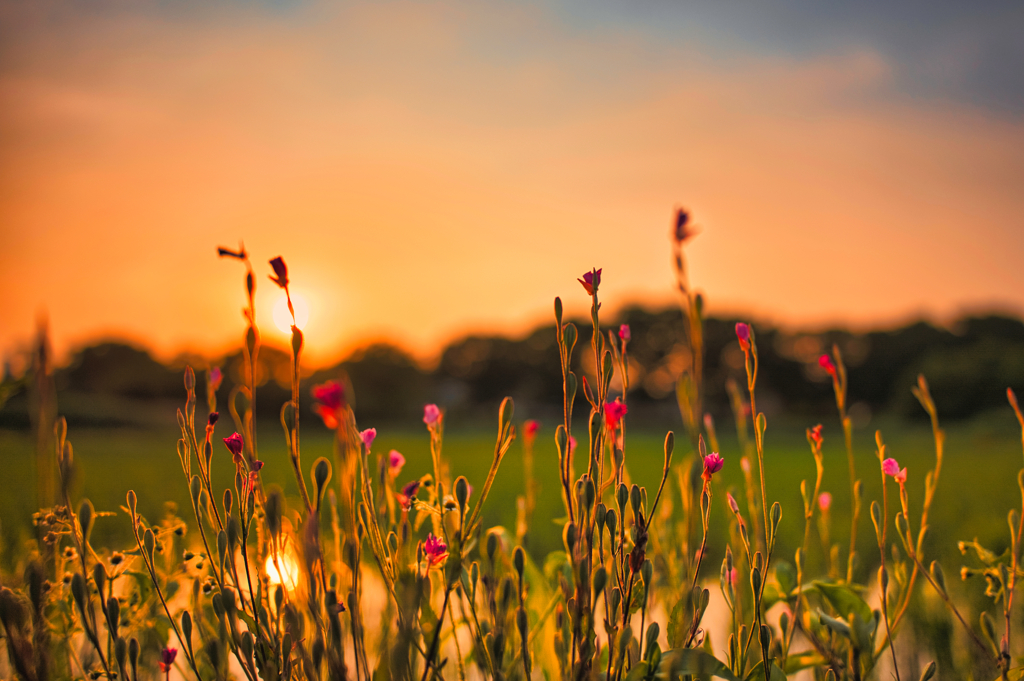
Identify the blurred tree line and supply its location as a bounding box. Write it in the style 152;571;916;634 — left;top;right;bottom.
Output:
3;309;1024;430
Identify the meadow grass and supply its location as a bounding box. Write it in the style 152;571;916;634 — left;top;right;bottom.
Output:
2;411;1017;576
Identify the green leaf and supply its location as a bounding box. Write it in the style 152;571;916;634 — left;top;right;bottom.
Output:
743;661;786;681
666;597;690;649
813;581;872;623
784;651;826;673
623;661;650;681
660;649;740;681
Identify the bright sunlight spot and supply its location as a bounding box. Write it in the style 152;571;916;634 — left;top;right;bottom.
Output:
273;293;310;334
265;552;300;591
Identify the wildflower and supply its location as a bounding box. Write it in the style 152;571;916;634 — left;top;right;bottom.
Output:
735;323;750;351
819;354;837;378
604;398;628;430
360;428;376;450
423;404;441;427
223;432;244;466
894;467;907;483
882;458;900;477
388;450;406;477
396;480;421;510
312;381;345;429
524;420;540;445
619;324;631;342
209;366;223;390
673;209;696;243
159;647;178;674
702;452;724;481
269;256;289;288
578;268;602;296
423;533;449;567
809;424;823;448
818;492;832;512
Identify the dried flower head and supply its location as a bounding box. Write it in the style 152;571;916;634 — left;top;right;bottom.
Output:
397;480;421;510
673;209;696;243
578;268;602;296
269;256;289;289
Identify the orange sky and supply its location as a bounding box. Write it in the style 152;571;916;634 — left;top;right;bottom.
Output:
2;1;1023;368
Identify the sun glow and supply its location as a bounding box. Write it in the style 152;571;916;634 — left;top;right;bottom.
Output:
265;552;300;591
273;293;310;334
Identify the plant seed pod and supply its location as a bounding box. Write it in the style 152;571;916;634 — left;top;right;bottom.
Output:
487;532;499;563
455;476;469;513
593;566;607;596
617;483;629;512
513;546;525;580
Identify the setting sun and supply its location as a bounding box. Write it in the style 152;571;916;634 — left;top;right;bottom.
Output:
273;293;310;334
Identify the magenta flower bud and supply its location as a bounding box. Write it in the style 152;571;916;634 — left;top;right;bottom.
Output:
619;324;631;342
160;647;178;673
524;419;540;444
360;428;377;450
388;450;406;476
568;436;577;455
423;404;441;426
702;452;724;481
604;398;628;430
223;432;244;465
423;532;449;567
578;268;602;296
735;323;750;350
312;381;345;429
819;354;837;377
809;424;823;447
269;256;289;288
882;457;900;477
818;492;832;511
209;366;223;391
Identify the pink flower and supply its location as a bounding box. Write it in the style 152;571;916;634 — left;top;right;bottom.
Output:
673;209;696;243
819;354;837;378
818;492;832;512
882;457;900;477
578;268;602;296
388;450;405;476
702;452;724;481
735;323;750;351
894;467;907;484
728;567;738;587
569;436;577;456
360;428;377;450
423;404;441;427
209;366;223;391
160;647;178;673
809;424;823;448
604;398;628;430
223;432;244;466
524;420;540;444
312;381;346;429
619;324;631;342
269;256;289;288
396;480;420;510
423;533;449;567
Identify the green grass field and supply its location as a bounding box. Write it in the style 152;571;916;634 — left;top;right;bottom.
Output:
2;408;1020;580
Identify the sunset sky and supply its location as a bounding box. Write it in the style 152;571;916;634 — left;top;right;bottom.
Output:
2;1;1023;368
